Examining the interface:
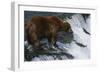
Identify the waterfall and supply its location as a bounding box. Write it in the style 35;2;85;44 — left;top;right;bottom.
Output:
65;14;90;59
25;14;90;61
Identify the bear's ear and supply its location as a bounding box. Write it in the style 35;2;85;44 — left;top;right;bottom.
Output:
63;22;73;32
25;21;32;30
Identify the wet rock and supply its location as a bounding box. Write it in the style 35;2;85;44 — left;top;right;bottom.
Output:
24;48;33;61
25;14;90;61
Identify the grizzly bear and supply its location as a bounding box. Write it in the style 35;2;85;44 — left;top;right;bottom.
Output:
25;16;72;50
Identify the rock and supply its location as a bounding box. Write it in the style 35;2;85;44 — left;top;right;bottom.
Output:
25;14;90;61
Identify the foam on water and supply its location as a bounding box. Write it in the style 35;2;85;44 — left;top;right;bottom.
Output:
59;14;90;59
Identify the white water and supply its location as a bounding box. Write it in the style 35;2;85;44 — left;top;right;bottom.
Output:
57;14;90;59
25;14;90;61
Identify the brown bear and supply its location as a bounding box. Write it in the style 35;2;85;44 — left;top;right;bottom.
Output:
25;16;72;50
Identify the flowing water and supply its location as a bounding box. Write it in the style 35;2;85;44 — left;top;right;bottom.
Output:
24;14;90;61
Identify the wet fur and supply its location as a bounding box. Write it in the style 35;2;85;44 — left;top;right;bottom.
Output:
25;16;72;49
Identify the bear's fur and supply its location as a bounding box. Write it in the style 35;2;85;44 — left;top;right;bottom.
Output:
25;16;72;49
